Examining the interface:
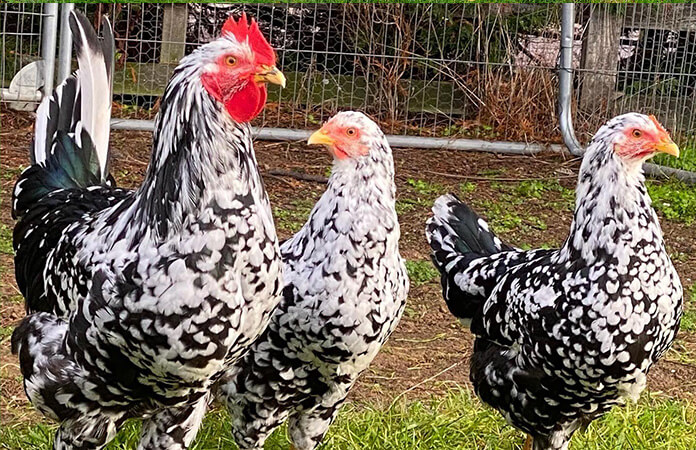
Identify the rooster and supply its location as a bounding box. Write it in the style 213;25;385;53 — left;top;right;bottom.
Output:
426;113;682;450
220;112;409;450
11;12;285;449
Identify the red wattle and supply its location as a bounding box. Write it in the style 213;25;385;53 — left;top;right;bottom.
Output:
225;82;267;123
331;145;349;160
252;85;267;119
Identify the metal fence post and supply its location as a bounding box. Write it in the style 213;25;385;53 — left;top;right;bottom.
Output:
559;3;583;157
40;3;59;97
57;3;74;84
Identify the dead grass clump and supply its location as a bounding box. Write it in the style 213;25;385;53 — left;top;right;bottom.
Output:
477;68;560;143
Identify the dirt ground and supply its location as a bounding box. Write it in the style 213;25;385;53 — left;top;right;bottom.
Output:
1;107;695;427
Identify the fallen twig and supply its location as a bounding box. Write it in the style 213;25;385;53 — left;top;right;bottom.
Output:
266;174;296;189
423;170;576;182
268;169;328;184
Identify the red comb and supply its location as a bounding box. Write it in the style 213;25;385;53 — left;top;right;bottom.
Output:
222;13;275;66
648;115;668;135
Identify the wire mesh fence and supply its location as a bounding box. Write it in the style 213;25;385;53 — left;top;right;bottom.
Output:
4;3;565;142
1;3;695;170
573;4;696;134
572;3;696;171
1;3;53;105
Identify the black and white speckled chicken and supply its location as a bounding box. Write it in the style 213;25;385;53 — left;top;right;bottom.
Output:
426;113;683;450
219;112;409;450
11;12;286;449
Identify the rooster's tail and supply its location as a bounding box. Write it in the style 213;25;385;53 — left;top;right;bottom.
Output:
13;10;114;220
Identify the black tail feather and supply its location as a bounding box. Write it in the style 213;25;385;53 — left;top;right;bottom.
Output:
14;130;101;219
426;193;511;273
425;194;513;325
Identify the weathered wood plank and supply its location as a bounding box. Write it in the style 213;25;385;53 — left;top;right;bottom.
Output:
160;4;187;64
580;9;622;114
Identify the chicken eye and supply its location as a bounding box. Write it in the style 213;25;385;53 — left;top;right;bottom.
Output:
225;56;237;67
632;129;642;138
346;128;356;137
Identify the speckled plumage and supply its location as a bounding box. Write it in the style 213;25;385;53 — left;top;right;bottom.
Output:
220;112;409;450
11;12;282;449
426;114;683;450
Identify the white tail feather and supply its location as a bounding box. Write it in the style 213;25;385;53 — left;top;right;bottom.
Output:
31;12;113;178
427;194;459;245
33;96;50;164
70;11;111;180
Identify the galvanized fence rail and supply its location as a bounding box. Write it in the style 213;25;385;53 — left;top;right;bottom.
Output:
2;3;695;181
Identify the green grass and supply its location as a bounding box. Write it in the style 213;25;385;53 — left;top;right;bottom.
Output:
515;180;550;199
680;284;696;333
406;178;443;197
477;168;506;177
405;260;439;287
0;224;13;256
2;388;695;450
473;179;576;235
670;251;690;264
397;179;446;215
396;198;421;215
476;200;523;233
647;179;696;225
668;340;696;366
272;199;315;233
0;166;25;182
514;179;576;211
475;199;548;234
0;325;13;344
653;143;696;173
515;179;573;201
459;182;476;195
485;177;696;229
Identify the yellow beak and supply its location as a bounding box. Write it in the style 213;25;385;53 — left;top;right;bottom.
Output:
307;128;335;146
654;138;680;158
254;65;286;88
